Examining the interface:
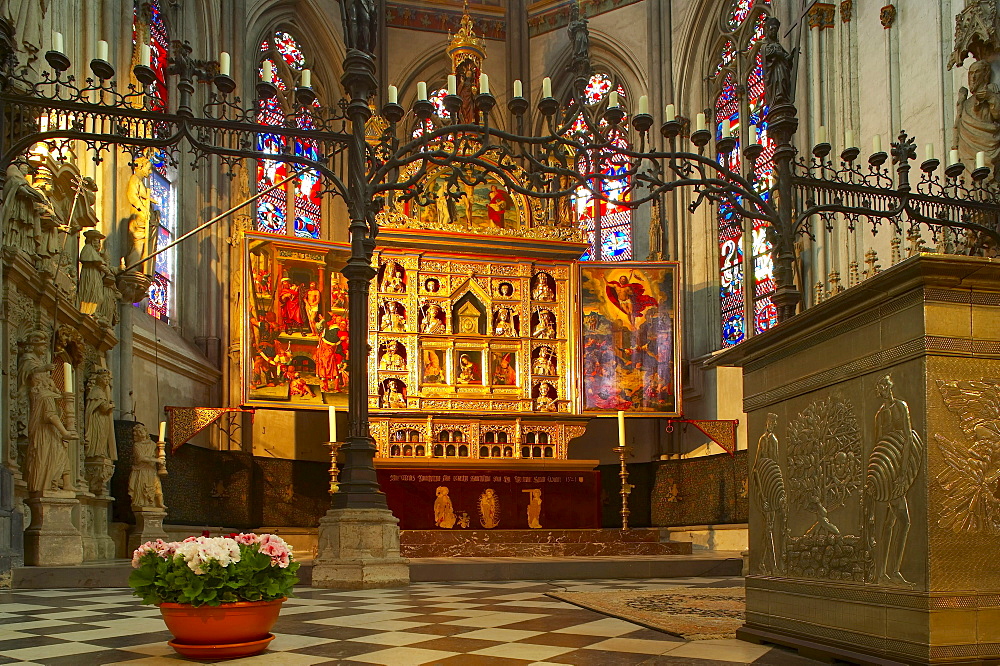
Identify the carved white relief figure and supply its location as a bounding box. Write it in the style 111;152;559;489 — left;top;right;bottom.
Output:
126;157;153;271
18;330;52;400
78;230;108;315
752;413;787;575
128;423;165;509
25;372;76;494
29;169;62;273
954;59;1000;175
98;247;121;327
83;368;116;461
4;0;49;61
863;374;923;586
2;163;49;256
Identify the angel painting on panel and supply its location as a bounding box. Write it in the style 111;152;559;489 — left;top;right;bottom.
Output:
605;271;659;330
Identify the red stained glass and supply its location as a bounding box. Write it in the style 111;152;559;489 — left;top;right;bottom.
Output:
273;31;305;70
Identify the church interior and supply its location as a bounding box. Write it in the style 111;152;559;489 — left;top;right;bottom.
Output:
1;0;1000;664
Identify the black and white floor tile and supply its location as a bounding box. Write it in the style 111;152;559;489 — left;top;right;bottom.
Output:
0;578;822;665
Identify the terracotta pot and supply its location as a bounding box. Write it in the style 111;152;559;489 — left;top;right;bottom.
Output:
159;597;285;656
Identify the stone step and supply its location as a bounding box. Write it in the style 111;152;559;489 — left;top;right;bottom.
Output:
401;540;690;558
401;528;665;544
10;552;743;588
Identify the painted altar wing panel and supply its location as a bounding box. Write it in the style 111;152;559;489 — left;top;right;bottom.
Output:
579;262;680;415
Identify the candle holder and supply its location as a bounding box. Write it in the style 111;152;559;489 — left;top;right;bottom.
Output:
603;106;625;126
508;96;529;117
133;64;156;86
868;151;888;168
716;134;737;155
660;119;682;141
537;96;559;116
326;441;342;495
840;146;860;163
920;158;940;173
690;128;712;150
476;92;496;117
255;80;278;101
442;93;461;119
381;102;404;125
744;142;764;164
812;142;832;160
213;73;236;95
413;98;434;120
631;112;653;134
89;58;115;81
295;85;317;107
612;443;633;531
972;165;991;182
45;50;71;73
945;161;965;180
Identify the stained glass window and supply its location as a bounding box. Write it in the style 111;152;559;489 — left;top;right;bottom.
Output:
714;0;775;346
255;31;321;239
412;88;450;138
573;74;633;261
132;0;170;110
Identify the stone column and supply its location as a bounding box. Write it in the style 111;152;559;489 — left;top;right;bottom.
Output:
714;254;1000;664
127;507;168;555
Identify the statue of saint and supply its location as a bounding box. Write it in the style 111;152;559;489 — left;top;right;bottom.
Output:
532;274;555;301
18;330;52;399
493;307;516;336
2;163;49;256
567;1;590;77
25;372;76;494
339;0;377;55
535;382;557;412
30;170;63;274
128;423;165;509
525;488;543;528
421;303;445;334
4;0;49;62
98;262;121;328
126;157;153;272
383;379;407;409
379;343;406;371
953;59;1000;175
532;310;556;339
83;368;116;461
532;347;556;376
762;17;795;107
78;230;109;316
434;486;457;528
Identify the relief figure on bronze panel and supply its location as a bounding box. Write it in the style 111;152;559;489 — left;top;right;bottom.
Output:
434;486;457;529
523;488;543;528
863;374;923;587
752;413;787;575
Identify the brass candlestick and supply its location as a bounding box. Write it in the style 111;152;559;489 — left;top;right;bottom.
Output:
326;441;342;495
612;443;634;530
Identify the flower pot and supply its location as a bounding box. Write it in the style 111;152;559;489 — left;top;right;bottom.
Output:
159;597;285;659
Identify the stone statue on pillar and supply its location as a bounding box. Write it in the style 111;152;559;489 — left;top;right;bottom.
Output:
125;157;153;273
25;371;77;495
83;368;115;496
28;167;63;276
762;17;796;108
953;59;1000;176
567;1;592;80
127;422;168;553
3;0;49;64
339;0;377;55
78;230;109;316
2;163;49;258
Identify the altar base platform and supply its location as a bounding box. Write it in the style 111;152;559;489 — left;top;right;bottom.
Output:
399;528;692;557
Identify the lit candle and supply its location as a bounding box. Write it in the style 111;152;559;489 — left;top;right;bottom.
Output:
665;103;676;122
388;85;398;104
608;90;619;108
844;129;855;148
63;362;72;393
158;421;167;442
328;406;337;442
977;151;986;170
141;43;151;66
262;59;274;83
479;72;489;95
817;125;827;145
924;143;934;161
52;31;63;53
696;112;707;132
513;79;522;98
219;51;230;77
416;81;427;100
617;410;626;448
96;40;108;62
447;74;456;96
950;149;960;165
873;134;882;154
638;95;648;115
542;76;552;98
300;68;311;88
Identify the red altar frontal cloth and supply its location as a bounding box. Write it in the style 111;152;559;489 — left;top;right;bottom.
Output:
376;467;602;530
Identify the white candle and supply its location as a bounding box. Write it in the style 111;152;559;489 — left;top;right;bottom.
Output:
96;40;108;62
723;118;732;136
416;81;427;100
617;410;626;447
219;51;230;76
696;112;707;132
52;31;63;53
845;129;855;148
388;85;398;104
479;72;489;95
300;68;311;88
328;406;337;442
950;149;960;165
141;43;151;66
262;59;274;83
665;103;676;122
873;134;882;154
608;90;619;108
158;421;167;442
924;144;934;161
638;95;649;115
63;362;72;393
542;76;552;98
817;125;827;144
447;74;456;95
977;151;986;170
513;79;522;98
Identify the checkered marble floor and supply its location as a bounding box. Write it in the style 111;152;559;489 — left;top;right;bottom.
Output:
0;578;822;665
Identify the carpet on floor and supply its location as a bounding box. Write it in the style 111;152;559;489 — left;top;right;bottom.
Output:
546;585;745;640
